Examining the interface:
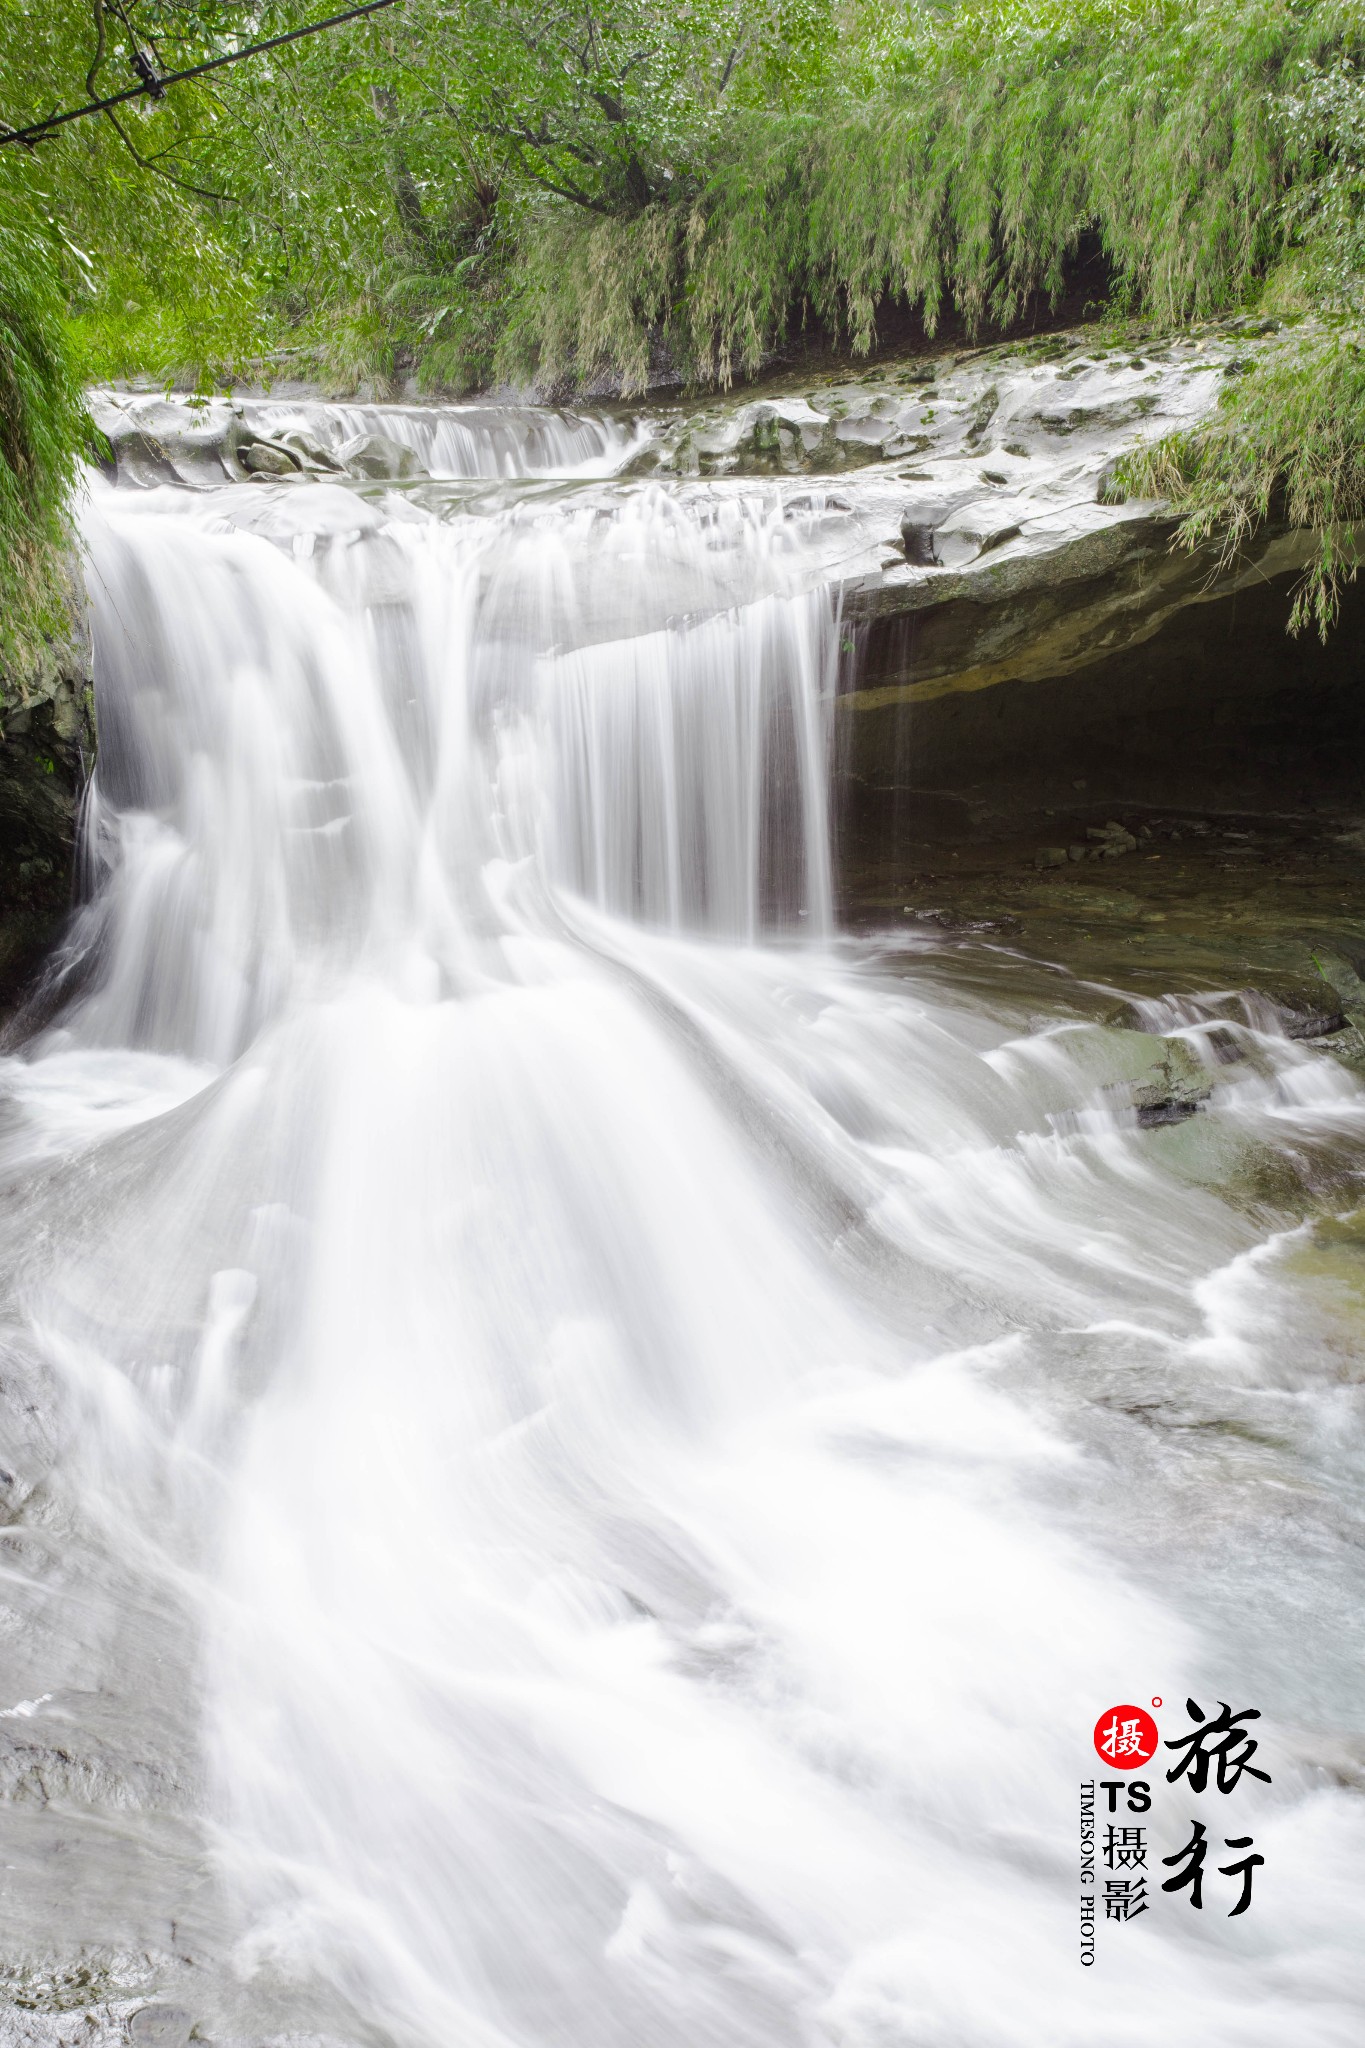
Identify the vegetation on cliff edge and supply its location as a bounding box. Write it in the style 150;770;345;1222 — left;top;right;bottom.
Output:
0;213;88;679
0;0;1362;651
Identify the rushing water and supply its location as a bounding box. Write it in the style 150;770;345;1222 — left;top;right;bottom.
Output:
2;408;1365;2048
239;396;648;481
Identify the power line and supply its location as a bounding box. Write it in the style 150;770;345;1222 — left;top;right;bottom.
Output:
0;0;400;147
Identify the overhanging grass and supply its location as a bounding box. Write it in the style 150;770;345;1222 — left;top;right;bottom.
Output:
5;0;1362;660
0;218;88;686
1112;324;1364;639
496;0;1364;391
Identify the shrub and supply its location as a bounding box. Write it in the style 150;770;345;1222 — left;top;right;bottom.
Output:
0;216;87;682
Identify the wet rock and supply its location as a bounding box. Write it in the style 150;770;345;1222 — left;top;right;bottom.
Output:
899;518;940;566
1313;1206;1365;1250
1085;1031;1213;1127
1272;983;1350;1039
0;561;95;1013
655;397;839;477
338;432;422;480
1030;393;1160;437
1034;845;1068;869
239;440;300;476
130;2010;194;2048
1099;999;1143;1030
924;528;984;570
87;393;250;486
278;428;344;472
1212;977;1355;1041
836;414;898;450
1080;819;1137;860
1135;1094;1204;1128
1310;948;1365;1015
963;385;1000;448
1147;985;1350;1045
645;329;1263;497
1085;820;1138;858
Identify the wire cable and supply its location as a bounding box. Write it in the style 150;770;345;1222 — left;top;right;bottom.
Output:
1;0;400;147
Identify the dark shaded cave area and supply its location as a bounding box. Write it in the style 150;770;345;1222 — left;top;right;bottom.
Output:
836;570;1365;892
760;232;1118;383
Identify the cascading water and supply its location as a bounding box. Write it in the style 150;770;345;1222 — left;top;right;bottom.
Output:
2;412;1364;2048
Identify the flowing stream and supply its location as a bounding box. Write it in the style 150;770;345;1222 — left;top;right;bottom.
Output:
2;404;1364;2048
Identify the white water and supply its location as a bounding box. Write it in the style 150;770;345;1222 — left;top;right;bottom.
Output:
239;396;648;480
2;431;1365;2047
91;391;647;486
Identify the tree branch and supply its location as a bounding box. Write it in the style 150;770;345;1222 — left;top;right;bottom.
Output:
718;38;748;96
100;105;234;204
86;0;108;97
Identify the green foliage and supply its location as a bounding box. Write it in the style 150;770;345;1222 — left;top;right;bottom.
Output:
6;0;1361;393
1112;45;1364;640
395;0;835;217
2;0;1365;652
1281;53;1365;305
1114;330;1364;640
0;0;302;667
494;0;1365;390
0;205;88;682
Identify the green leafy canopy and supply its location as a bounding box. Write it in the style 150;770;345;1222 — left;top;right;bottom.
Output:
0;0;1363;653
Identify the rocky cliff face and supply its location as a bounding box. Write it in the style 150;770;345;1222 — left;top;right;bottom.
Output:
614;320;1356;849
0;568;94;1013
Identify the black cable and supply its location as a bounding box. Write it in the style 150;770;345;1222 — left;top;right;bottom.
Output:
129;50;166;100
1;0;400;147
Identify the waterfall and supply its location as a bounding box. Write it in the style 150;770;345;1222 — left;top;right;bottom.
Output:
238;396;646;481
64;481;837;1063
1;405;1363;2048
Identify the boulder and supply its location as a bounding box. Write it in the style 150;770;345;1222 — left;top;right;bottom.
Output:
279;428;345;472
1085;821;1139;859
86;393;251;485
240;440;300;476
338;432;423;480
130;2010;195;2048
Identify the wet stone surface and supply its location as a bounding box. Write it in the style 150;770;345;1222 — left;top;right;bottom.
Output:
842;810;1365;1040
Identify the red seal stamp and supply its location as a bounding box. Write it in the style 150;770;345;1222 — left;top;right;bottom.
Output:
1093;1703;1158;1768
